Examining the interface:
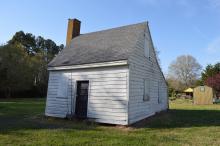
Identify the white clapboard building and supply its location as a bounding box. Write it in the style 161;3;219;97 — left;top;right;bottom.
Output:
45;19;168;125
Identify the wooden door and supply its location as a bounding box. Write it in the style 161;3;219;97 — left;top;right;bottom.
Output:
75;81;89;118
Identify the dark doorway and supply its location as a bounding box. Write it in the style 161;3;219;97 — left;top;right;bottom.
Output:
75;81;89;118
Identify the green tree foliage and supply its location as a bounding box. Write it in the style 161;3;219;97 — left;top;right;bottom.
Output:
201;63;220;84
0;44;33;97
199;63;220;97
0;31;63;97
8;31;36;55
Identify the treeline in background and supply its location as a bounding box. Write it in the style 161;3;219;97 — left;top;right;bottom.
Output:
0;31;63;98
167;55;220;98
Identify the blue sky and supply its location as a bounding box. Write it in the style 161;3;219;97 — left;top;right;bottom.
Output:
1;0;220;74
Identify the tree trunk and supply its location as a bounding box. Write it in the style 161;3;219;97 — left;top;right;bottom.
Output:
5;87;11;98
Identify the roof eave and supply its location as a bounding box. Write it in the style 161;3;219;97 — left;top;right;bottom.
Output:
48;60;128;71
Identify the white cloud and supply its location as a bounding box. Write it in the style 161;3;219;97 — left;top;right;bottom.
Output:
206;37;220;53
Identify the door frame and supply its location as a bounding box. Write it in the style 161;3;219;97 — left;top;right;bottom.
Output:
74;80;90;118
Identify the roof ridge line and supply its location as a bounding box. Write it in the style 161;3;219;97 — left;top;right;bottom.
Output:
79;21;147;37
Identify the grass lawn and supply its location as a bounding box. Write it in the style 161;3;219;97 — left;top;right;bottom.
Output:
1;98;220;146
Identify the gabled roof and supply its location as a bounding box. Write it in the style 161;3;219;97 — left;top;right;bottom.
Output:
48;22;147;67
184;88;194;93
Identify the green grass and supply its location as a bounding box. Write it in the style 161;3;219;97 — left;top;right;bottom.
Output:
1;98;220;146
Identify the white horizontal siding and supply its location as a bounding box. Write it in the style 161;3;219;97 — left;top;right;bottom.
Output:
90;118;127;125
45;66;129;125
89;96;127;100
128;25;168;124
45;72;72;118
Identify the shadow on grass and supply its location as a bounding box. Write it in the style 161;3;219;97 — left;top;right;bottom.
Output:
1;97;220;133
133;109;220;128
0;115;98;134
2;109;220;133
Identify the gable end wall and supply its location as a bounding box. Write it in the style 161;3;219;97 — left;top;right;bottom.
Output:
128;24;168;124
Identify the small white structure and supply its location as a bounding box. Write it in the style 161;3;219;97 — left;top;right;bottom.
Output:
45;19;168;125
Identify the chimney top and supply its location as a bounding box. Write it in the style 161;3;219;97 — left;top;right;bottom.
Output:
66;18;81;46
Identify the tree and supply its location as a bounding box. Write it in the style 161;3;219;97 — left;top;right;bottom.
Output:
201;63;220;84
205;73;220;97
0;44;34;97
166;76;185;93
8;31;63;58
35;36;63;62
8;31;36;55
168;55;202;89
0;31;63;97
154;47;161;65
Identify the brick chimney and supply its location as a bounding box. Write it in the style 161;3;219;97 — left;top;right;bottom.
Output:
66;18;81;46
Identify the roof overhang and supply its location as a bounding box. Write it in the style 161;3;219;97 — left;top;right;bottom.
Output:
184;88;194;93
48;60;128;71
